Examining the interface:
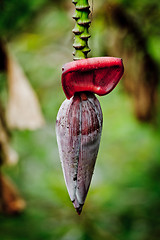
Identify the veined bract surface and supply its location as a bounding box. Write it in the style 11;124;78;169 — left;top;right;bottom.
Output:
56;92;103;214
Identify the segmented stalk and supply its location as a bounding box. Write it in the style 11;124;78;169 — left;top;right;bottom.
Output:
72;0;91;60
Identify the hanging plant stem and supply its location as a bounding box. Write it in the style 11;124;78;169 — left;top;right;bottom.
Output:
72;0;91;60
56;0;124;215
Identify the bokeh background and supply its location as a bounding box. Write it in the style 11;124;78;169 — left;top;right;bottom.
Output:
0;0;160;239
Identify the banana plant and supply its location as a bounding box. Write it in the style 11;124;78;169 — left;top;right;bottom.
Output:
56;0;124;215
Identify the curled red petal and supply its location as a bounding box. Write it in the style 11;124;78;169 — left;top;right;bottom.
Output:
62;57;124;99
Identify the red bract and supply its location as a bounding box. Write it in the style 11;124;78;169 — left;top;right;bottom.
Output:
62;57;124;99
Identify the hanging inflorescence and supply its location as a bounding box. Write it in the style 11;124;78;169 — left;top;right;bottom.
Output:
72;0;91;60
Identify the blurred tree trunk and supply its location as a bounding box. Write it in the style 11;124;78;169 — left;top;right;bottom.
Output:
97;2;159;122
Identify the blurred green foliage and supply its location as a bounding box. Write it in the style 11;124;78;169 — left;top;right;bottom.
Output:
0;0;160;240
0;0;47;37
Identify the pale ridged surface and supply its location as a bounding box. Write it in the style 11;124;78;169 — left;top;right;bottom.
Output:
56;95;81;202
56;92;103;214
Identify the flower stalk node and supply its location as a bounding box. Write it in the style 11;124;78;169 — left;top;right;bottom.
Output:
72;0;91;60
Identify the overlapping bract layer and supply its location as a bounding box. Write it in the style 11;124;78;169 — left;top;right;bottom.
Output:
56;92;103;214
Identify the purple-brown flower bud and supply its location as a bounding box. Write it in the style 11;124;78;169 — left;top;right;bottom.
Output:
56;92;103;214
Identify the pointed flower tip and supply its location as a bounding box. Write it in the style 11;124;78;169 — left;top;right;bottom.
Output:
72;198;83;215
62;57;124;99
76;206;83;215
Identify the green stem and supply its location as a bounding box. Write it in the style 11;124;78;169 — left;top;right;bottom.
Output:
72;0;91;60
